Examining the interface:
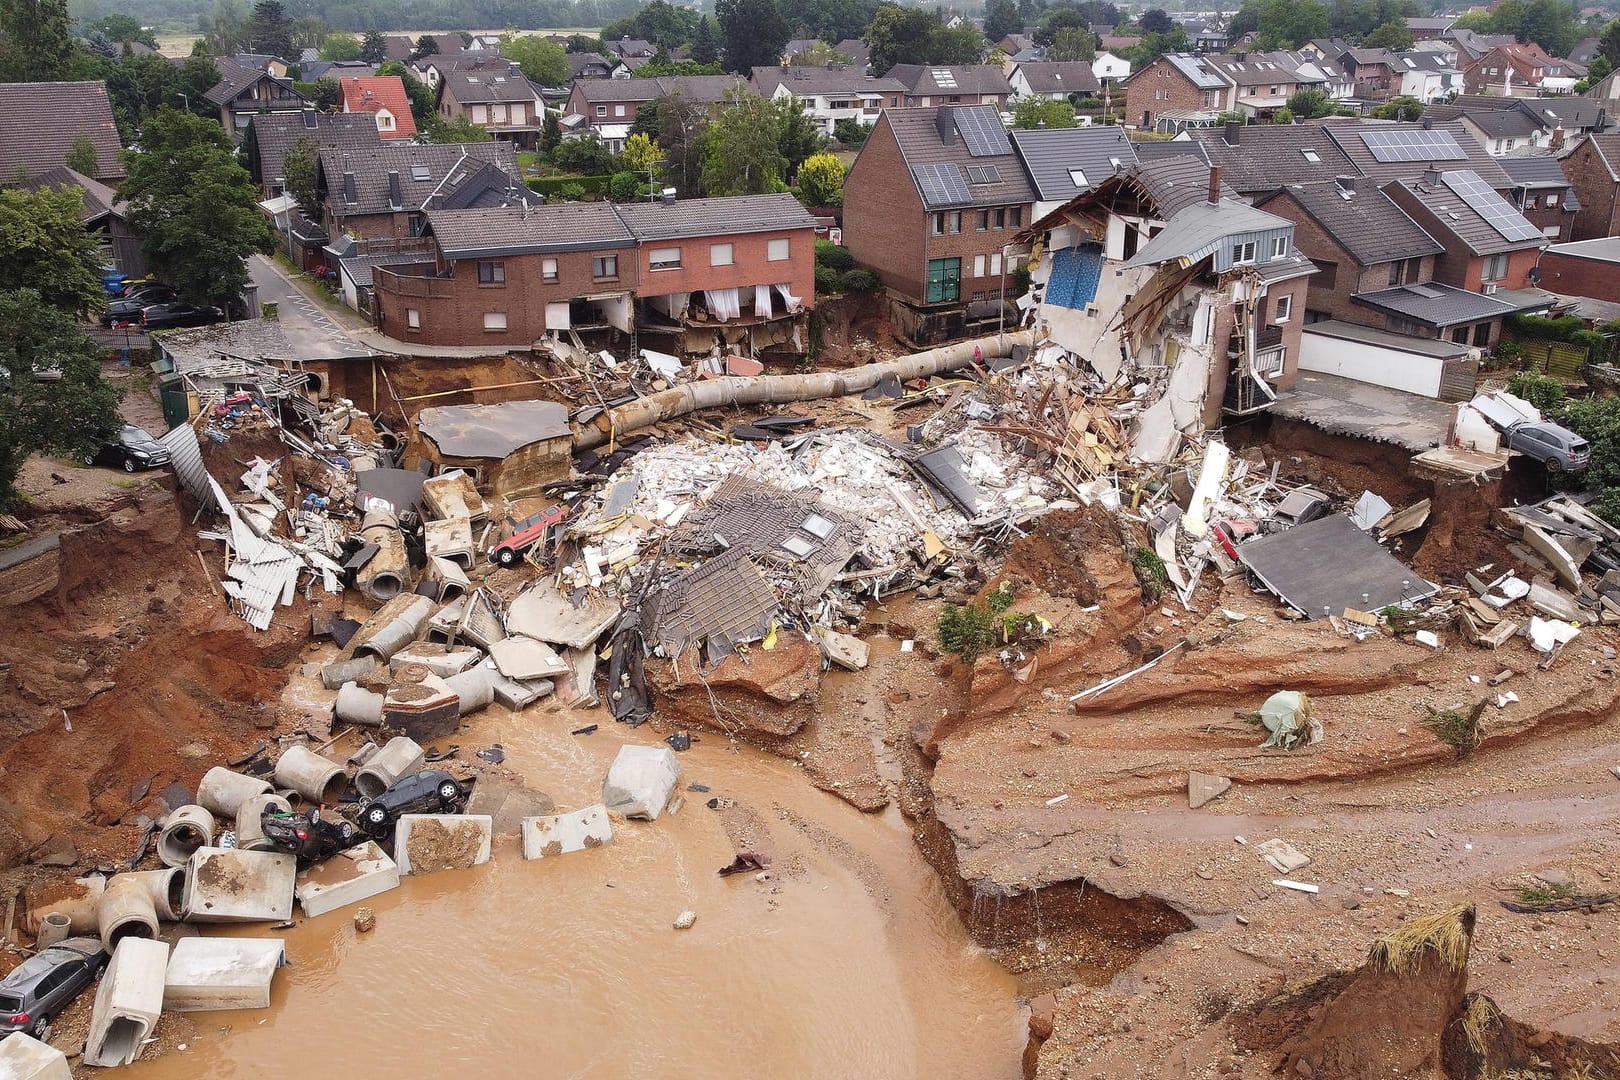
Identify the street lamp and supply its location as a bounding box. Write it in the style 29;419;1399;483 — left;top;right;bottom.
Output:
176;92;190;112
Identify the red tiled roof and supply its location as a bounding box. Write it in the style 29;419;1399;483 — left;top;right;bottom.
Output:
339;76;417;139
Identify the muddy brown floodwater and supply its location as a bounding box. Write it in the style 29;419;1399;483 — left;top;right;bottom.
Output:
121;706;1026;1080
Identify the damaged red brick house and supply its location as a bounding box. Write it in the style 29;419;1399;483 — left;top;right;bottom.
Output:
373;193;817;354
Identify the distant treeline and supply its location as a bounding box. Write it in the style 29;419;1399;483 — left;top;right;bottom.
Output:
66;0;646;34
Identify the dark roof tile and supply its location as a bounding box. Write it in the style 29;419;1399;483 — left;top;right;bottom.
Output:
1258;181;1442;266
0;81;125;181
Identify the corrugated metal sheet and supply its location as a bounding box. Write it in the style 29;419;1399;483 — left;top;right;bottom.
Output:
160;423;210;501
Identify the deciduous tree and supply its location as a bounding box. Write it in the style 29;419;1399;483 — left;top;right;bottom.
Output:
0;0;76;82
504;34;569;85
1047;25;1095;60
281;137;321;218
983;0;1022;43
319;31;362;60
716;0;790;74
701;91;786;194
796;150;845;206
1012;96;1077;127
120;108;274;308
0;187;105;313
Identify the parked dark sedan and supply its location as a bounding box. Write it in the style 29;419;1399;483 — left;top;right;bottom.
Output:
84;425;171;473
0;936;106;1040
139;302;221;330
101;285;178;326
356;769;468;835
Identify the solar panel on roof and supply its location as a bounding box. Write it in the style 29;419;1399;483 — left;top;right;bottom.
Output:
1359;129;1467;162
954;109;1013;158
1406;283;1444;298
910;163;972;206
964;164;1001;183
1439;170;1544;243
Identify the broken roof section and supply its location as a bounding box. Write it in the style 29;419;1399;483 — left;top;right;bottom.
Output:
668;474;863;596
416;400;572;460
1237;513;1437;617
1121;199;1294;273
644;548;780;657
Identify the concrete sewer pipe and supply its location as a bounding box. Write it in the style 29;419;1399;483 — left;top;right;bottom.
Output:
356;510;409;601
352;594;434;662
573;331;1034;451
354;736;427;798
156;805;215;868
96;874;160;949
195;767;273;820
273;745;348;805
235;792;294;852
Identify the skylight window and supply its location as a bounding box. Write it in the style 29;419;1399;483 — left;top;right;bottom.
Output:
1068;168;1087;186
932;68;957;87
1302;148;1320;162
411;165;431;181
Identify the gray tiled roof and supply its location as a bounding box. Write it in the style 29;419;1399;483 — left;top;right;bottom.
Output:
1547;236;1620;262
1132;140;1208;164
0;81;125;181
1424;103;1540;139
426;203;634;257
1351;281;1514;327
1133;156;1239;217
1259;181;1441;266
317;142;520;216
248;111;383;187
1387;170;1545;255
572;75;748;104
1009;126;1136;201
613;193;818;241
1013;62;1100;95
750;66;905;97
443;70;538;103
338;251;436;287
1121;198;1291;269
204;57;301;107
884;106;1036;209
1497;155;1575;188
12;165;123;223
1321;119;1513;189
1189;124;1359;194
886;64;1014;97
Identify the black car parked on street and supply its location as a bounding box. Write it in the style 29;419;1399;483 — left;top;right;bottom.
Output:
139;302;221;330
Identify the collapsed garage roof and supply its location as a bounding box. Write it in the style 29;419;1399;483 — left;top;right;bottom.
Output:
416;400;572;460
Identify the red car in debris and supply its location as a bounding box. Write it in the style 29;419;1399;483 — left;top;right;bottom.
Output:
489;504;572;568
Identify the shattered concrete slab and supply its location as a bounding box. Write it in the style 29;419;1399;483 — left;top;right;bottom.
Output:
163;937;286;1010
488;635;570;681
389;642;482;678
1256;838;1311;874
814;627;870;671
1187;772;1231;809
181;847;295;923
490;673;554;711
521;805;614;859
295;841;399;918
506;580;619;650
393;814;493;875
465;777;555;834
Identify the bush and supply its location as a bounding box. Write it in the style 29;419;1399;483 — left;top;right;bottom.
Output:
840;268;879;291
1273;107;1295;124
832;117;869;148
815;239;854;270
525;175;609;199
607;171;642;201
1506;372;1566;412
553;133;618;174
815;264;843;294
555;182;586;202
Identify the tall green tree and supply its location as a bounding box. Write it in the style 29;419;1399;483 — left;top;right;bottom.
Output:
121;107;274;308
1034;6;1086;46
691;15;719;65
0;187;105;313
86;14;157;48
0;0;76;82
319;31;362;60
864;4;939;73
66;135;101;176
504;35;569;84
1138;7;1173;33
716;0;790;74
281;137;321;218
983;0;1022;43
701;91;786;194
201;0;247;55
541;108;563;151
1361;20;1413;49
773;93;821;176
360;29;387;62
244;0;294;59
0;291;123;505
1047;26;1095;60
412;33;439;59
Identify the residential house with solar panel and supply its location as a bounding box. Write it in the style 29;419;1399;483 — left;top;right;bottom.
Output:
1124;53;1229;132
1015;159;1316;427
843;105;1036;345
1497;157;1579;241
884;65;1015;109
1373;168;1552;347
750;66;909;136
1007;126;1138;218
369;193;817;352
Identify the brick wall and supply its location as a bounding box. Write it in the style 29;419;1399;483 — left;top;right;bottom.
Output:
1518;198;1575;242
376;245;639;346
924;206;1031;302
1124;57;1214;131
845;116;928;300
325;207;417;242
1199;274;1311;426
1563;139;1620;241
632;227;816;306
1540;252;1620;302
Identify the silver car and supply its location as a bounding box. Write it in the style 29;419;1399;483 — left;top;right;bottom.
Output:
0;936;106;1040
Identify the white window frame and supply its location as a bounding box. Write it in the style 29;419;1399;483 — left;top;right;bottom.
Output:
649;247;682;270
1270;235;1287;259
1233;241;1257;265
990;253;1002;275
542;258;558;283
593;254;618;279
614;104;626;116
406;307;421;330
1482;252;1509;283
710;242;734;267
483;311;507;331
973;254;985;277
1260;346;1285;378
595;104;606;116
767;238;790;262
1544;193;1559;208
1068;167;1087;186
1273;294;1292;323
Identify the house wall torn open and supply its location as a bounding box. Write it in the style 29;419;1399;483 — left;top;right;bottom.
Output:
1237;513;1438;618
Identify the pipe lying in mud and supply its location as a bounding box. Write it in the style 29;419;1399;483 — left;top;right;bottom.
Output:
119;867;187;922
157;805;216;868
573;331;1035;451
97;874;160;949
356;510;408;602
352;594;434;662
196;767;273;820
36;912;71;948
273;745;348;805
354;736;426;798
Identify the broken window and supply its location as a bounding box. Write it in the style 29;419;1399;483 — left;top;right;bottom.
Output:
649;247;682;270
1259;346;1285;378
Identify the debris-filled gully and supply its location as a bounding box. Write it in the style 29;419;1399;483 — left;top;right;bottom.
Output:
3;342;1620;1079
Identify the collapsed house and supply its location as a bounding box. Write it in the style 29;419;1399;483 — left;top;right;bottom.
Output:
1017;161;1316;445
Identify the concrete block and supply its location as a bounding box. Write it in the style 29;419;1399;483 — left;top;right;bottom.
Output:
294;841;399;918
181;847;295;923
321;655;378;690
354;736;425;798
602;745;681;821
815;627;870;671
389;642;481;678
162;937;286;1011
393;814;492;875
382;670;460;742
0;1032;71;1079
488;636;570;681
522;805;613;860
84;937;168;1067
490;673;553;710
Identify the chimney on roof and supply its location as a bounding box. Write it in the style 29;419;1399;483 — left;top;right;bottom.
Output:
387;170;402;208
1208;164;1222;204
1421;114;1433;129
661;187;676;206
1224;118;1241;145
1422;166;1442;185
1335;174;1357;192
